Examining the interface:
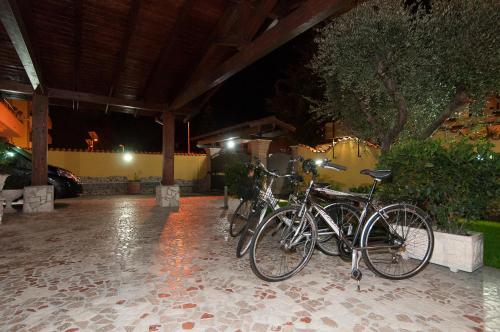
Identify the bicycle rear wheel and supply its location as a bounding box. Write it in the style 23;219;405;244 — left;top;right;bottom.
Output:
229;199;251;237
315;203;359;257
361;204;434;280
249;206;317;282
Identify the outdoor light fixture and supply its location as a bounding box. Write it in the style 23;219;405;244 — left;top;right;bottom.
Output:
315;159;324;166
226;140;236;149
123;153;133;162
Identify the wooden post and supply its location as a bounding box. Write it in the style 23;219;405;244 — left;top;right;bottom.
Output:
31;86;48;186
161;111;175;185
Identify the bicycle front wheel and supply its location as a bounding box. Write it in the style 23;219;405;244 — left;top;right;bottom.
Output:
249;206;317;282
361;204;434;280
229;199;251;237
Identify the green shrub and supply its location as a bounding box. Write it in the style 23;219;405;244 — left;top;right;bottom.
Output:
224;162;261;199
348;184;372;194
377;139;499;234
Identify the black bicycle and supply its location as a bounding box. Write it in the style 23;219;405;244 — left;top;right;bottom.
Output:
249;159;434;287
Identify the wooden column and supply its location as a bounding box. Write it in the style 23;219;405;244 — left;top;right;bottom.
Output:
161;111;175;185
31;86;48;186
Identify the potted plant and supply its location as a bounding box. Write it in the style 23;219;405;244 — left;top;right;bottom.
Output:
127;172;141;195
378;139;499;273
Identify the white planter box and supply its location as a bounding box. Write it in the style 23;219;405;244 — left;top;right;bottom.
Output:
431;230;483;273
406;228;483;273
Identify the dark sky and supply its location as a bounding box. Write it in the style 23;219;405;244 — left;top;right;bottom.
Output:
49;32;311;152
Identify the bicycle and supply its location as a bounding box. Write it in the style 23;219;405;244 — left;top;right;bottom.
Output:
249;159;434;289
231;159;301;258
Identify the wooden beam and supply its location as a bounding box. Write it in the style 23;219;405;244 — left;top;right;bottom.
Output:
0;0;43;90
31;86;48;186
105;0;141;114
0;79;34;95
182;3;246;90
48;88;165;112
171;0;355;111
161;111;175;185
0;80;171;114
140;0;197;100
244;0;279;42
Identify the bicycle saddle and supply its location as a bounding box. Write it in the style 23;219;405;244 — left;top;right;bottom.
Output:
360;169;392;180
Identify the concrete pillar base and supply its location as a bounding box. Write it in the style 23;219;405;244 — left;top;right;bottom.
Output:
155;185;179;207
23;185;54;213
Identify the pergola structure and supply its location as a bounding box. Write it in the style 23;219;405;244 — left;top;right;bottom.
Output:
0;0;356;208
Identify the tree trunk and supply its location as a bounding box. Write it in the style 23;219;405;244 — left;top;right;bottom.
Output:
377;60;409;151
419;87;470;139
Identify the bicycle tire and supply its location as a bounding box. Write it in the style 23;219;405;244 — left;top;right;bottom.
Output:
361;204;434;280
315;203;360;257
235;205;264;258
249;205;317;282
229;199;251;237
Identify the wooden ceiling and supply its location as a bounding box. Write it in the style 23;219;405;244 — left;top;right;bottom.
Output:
0;0;356;117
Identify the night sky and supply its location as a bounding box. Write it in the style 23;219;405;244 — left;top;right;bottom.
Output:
49;32;310;153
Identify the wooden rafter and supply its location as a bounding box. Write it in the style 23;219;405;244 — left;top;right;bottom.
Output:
176;0;271;117
0;0;43;90
182;2;247;89
244;0;279;43
140;0;197;101
0;80;167;113
105;0;141;114
171;0;356;111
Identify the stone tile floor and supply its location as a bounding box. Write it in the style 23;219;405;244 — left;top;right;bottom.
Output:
0;196;499;332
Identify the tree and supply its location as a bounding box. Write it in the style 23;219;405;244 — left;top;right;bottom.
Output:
310;0;500;151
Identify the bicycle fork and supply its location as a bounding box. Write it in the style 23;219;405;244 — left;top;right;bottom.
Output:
351;249;363;292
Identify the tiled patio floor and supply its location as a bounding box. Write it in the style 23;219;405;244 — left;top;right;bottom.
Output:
0;196;499;332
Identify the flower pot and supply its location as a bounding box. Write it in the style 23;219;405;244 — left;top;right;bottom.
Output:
0;189;23;213
431;230;483;273
408;228;483;273
127;181;141;195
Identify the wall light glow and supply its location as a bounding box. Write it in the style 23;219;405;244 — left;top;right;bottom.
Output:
6;151;15;157
226;140;236;149
123;153;133;162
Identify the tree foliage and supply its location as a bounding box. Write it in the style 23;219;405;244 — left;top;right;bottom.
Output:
310;0;500;151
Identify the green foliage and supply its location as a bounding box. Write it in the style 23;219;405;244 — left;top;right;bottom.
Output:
377;139;500;234
310;0;500;148
224;162;260;199
348;184;372;194
467;220;500;268
0;141;12;173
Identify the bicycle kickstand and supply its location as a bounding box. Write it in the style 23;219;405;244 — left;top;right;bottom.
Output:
351;249;363;292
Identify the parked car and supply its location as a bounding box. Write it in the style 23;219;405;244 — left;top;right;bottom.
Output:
1;144;82;198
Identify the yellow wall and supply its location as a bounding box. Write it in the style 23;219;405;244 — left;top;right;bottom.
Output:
47;150;209;181
296;139;380;189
